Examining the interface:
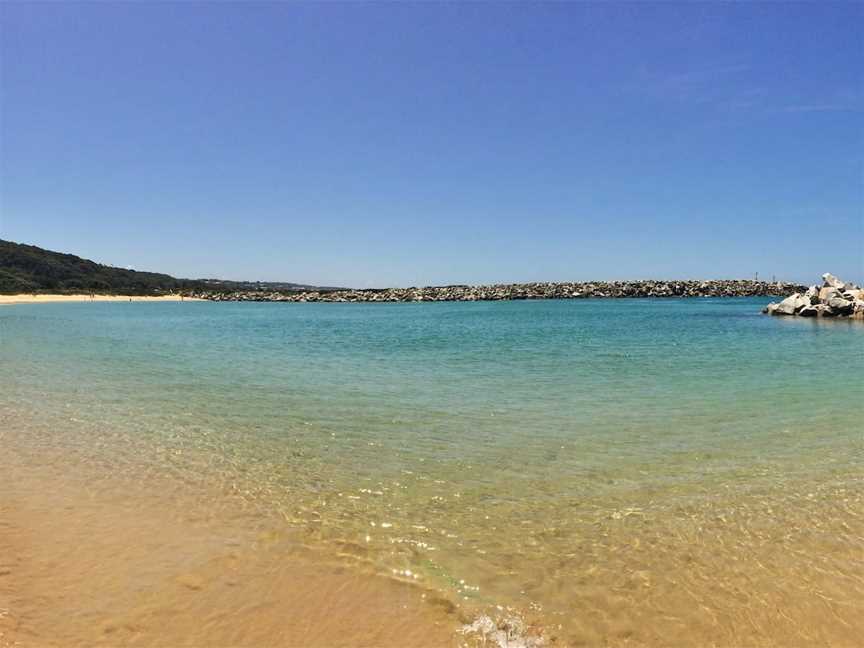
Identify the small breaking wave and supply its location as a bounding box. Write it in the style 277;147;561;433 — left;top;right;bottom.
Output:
460;613;545;648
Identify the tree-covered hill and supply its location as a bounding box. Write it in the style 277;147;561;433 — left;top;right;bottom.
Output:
0;239;202;294
0;240;339;294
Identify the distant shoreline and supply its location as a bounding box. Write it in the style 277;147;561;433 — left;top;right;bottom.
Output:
191;279;807;303
0;293;203;305
0;280;813;305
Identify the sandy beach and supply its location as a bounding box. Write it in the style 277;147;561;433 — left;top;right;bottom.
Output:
0;294;202;305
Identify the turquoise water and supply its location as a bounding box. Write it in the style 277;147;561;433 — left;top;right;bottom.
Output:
3;298;863;643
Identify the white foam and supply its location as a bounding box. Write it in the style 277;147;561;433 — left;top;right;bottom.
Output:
460;614;545;648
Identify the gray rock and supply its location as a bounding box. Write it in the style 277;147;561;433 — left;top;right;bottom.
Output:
773;293;807;315
819;286;840;302
760;273;862;318
822;273;846;290
827;296;855;315
193;279;809;303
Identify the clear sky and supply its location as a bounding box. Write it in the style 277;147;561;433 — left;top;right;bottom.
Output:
1;2;861;287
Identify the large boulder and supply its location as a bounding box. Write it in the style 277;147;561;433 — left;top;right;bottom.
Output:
827;296;855;315
819;286;840;302
822;273;846;290
772;293;809;315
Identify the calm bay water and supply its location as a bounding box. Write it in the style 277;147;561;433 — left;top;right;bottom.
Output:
2;298;862;645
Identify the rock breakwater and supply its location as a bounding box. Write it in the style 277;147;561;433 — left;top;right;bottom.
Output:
189;279;804;303
763;273;863;319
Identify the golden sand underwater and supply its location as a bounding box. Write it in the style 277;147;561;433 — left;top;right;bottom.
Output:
3;409;863;648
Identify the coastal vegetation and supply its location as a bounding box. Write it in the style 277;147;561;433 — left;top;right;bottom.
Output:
0;239;338;295
0;239;199;295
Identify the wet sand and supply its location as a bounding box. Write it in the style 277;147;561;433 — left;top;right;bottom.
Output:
0;447;460;648
0;294;201;305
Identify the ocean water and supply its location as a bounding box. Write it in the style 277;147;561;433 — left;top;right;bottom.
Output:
2;298;863;645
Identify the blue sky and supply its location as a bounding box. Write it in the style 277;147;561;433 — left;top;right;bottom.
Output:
1;2;861;287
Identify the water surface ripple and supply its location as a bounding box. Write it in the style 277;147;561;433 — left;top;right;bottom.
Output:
2;298;862;645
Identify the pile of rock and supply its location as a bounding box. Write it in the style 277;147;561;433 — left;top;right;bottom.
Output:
190;279;806;303
763;273;863;319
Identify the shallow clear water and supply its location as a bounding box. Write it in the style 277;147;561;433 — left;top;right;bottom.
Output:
2;298;862;644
